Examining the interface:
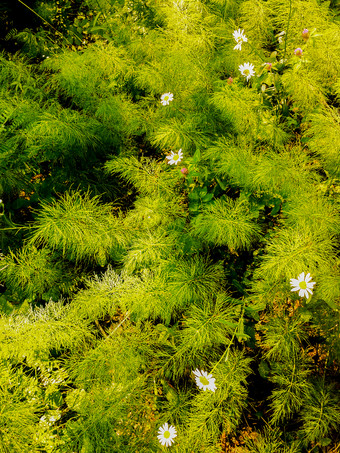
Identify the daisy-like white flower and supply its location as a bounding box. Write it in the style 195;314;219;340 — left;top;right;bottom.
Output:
193;369;217;392
290;272;316;299
238;62;255;81
160;93;174;105
233;29;248;51
166;149;183;165
157;423;177;447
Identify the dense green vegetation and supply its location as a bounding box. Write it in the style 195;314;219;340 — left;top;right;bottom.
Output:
0;0;339;451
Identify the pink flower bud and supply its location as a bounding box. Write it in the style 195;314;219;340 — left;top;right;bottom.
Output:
302;29;310;41
227;77;233;85
181;167;188;175
294;48;303;57
266;62;272;71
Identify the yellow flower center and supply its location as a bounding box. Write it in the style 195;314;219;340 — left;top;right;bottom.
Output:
164;95;169;101
173;154;179;161
199;376;210;386
164;431;171;439
237;37;243;42
299;281;307;289
243;69;250;76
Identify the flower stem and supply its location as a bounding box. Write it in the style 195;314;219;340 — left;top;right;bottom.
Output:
211;299;246;372
17;0;79;46
247;41;266;62
283;0;293;61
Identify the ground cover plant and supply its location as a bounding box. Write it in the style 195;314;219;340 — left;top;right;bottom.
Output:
0;0;340;451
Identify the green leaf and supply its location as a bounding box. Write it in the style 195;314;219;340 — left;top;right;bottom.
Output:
199;187;207;198
202;192;214;203
189;202;199;212
215;177;227;191
236;318;250;341
258;360;270;379
188;190;199;200
270;198;281;216
192;149;201;164
188;171;200;177
319;438;332;447
317;298;339;310
45;388;63;408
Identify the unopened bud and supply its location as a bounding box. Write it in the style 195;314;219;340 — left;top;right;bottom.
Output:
180;168;188;175
302;29;310;41
265;62;272;71
227;77;233;85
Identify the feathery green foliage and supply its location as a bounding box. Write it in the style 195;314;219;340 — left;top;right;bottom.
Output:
28;191;125;264
0;0;340;450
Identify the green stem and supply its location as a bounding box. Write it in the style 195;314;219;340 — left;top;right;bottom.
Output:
17;0;80;46
211;299;246;372
247;41;266;62
283;0;293;61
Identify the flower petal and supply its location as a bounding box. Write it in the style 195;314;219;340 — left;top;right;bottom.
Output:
306;282;315;288
298;272;305;281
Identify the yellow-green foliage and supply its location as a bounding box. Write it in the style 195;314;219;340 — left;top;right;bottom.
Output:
239;0;274;47
0;245;63;300
192;197;261;249
28;191;125;264
302;106;340;177
1;0;340;451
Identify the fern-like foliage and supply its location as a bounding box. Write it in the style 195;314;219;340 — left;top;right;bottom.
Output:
281;67;327;113
191;196;262;250
28;191;126;264
302;106;340;178
169;294;241;376
0;245;64;301
250;221;337;303
166;255;225;307
239;0;274;47
122;229;177;273
183;350;252;448
44;42;135;108
299;379;340;446
259;314;308;361
0;300;94;362
283;190;340;235
268;354;313;424
243;427;299;453
0;362;41;453
105;156;179;195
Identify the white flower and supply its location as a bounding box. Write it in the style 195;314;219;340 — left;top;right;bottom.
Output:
239;62;255;81
290;272;316;299
193;369;217;392
160;92;174;105
157;423;177;447
233;28;247;50
166;149;183;165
